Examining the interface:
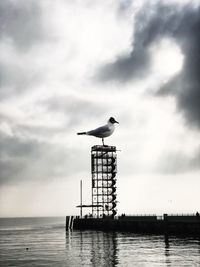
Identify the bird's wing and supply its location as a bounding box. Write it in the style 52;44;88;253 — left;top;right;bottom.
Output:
87;125;109;137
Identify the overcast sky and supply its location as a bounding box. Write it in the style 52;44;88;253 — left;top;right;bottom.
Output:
0;0;200;217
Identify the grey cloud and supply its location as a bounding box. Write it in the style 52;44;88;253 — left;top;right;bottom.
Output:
0;0;45;99
0;132;84;186
0;91;115;138
0;93;109;185
44;95;109;128
97;2;200;129
0;62;41;99
0;0;43;51
156;148;200;174
16;124;66;139
0;133;43;185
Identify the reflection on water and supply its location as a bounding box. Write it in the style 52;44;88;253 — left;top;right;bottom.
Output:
66;231;118;266
163;235;200;267
89;232;118;266
164;235;171;266
66;230;200;267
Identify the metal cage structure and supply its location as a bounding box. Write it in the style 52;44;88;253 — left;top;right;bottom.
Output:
91;145;117;218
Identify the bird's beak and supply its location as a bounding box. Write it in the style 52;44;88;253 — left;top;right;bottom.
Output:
115;120;119;124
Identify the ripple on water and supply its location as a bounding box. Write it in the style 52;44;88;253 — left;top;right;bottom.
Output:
0;218;200;266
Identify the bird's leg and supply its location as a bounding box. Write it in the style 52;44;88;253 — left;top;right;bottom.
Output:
102;138;105;146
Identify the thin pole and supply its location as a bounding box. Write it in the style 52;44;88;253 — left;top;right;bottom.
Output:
80;180;82;218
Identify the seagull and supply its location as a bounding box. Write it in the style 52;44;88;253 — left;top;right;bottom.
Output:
77;117;119;145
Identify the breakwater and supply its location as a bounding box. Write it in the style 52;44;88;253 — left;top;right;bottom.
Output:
66;214;200;235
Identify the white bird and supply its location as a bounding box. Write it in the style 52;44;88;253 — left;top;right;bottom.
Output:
77;117;119;145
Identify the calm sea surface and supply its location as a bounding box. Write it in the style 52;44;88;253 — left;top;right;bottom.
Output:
0;217;200;266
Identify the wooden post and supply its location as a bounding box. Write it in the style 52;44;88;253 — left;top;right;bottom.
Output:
80;180;82;218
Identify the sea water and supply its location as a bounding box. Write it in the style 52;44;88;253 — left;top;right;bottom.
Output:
0;217;200;266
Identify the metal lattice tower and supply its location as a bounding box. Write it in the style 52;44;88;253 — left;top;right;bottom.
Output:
91;145;117;218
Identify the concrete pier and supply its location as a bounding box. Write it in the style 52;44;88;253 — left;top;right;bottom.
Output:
66;214;200;235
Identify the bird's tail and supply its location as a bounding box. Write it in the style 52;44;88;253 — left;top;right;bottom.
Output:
77;132;87;135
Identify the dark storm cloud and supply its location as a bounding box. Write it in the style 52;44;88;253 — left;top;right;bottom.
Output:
157;74;200;129
0;0;43;51
98;3;193;82
97;3;179;82
0;132;82;186
155;4;200;129
97;2;200;129
97;47;151;82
